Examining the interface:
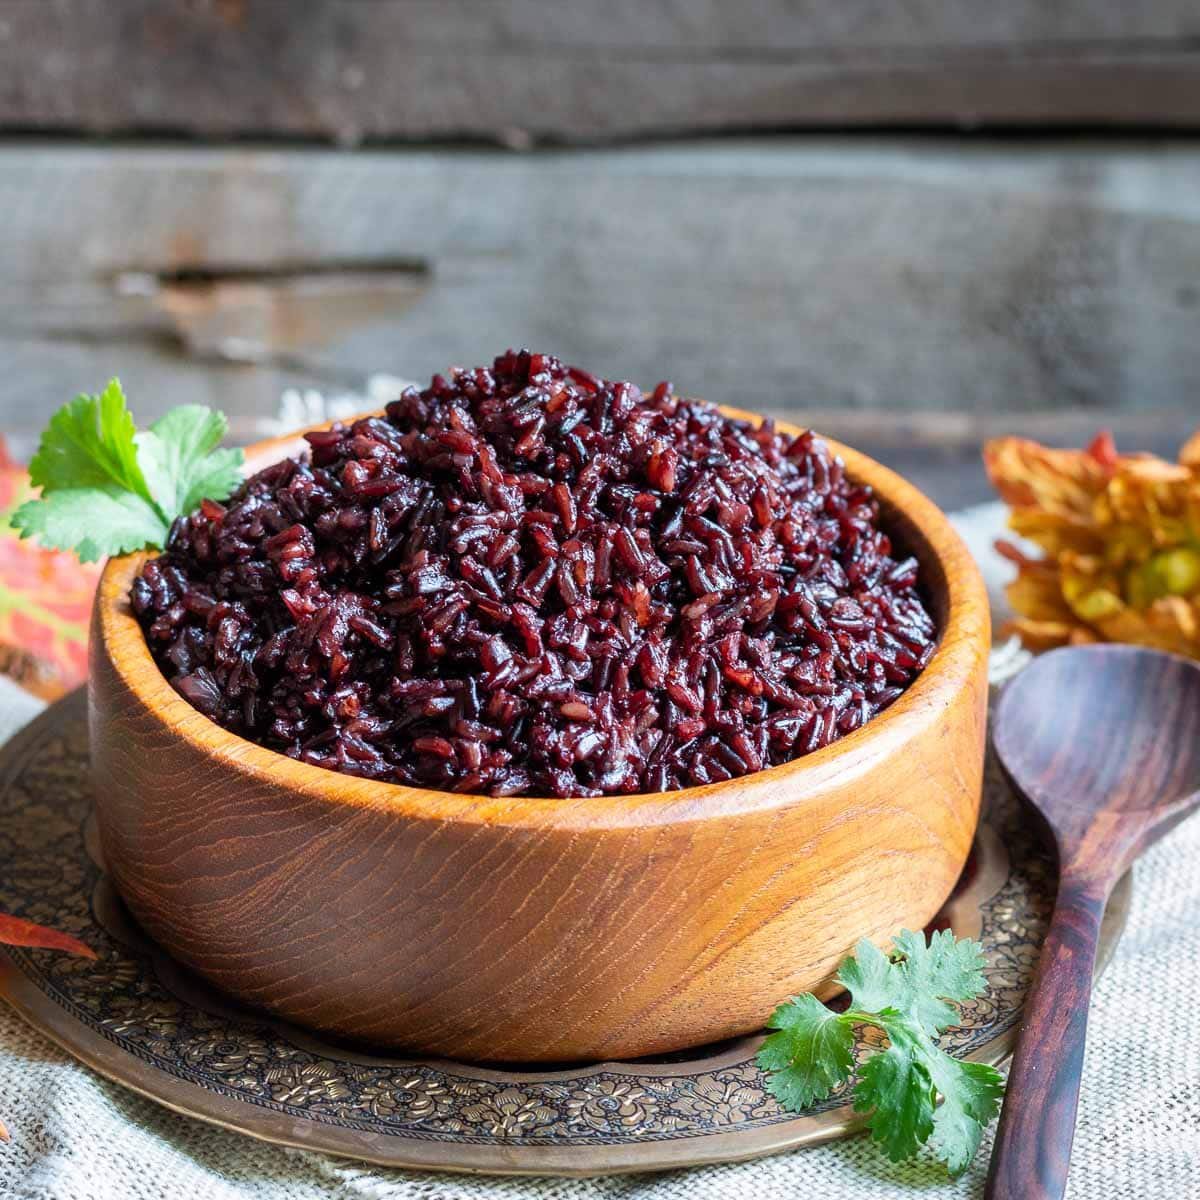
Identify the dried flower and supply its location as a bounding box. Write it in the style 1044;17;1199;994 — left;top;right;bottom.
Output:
985;430;1200;656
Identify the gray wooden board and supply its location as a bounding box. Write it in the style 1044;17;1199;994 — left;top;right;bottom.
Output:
9;2;1200;139
2;138;1200;448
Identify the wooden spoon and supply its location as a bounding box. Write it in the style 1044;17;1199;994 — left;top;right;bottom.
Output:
985;644;1200;1200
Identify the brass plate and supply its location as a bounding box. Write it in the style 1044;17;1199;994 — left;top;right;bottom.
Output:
0;691;1129;1176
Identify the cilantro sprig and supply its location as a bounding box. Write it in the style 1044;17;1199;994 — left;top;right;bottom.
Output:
757;930;1003;1175
12;380;243;562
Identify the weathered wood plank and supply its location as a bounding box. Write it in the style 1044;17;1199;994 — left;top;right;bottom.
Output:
6;2;1200;141
0;138;1199;450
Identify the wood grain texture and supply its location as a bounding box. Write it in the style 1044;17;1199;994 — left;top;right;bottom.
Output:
8;2;1200;139
4;139;1200;451
87;415;990;1062
987;645;1200;1200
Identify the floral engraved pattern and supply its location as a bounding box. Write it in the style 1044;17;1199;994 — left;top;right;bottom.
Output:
460;1087;559;1137
352;1080;456;1123
0;694;1086;1160
266;1062;353;1106
100;998;182;1043
181;1034;271;1087
52;951;138;993
668;1074;764;1126
565;1079;658;1131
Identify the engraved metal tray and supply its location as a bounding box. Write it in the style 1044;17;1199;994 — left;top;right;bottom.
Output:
0;692;1128;1176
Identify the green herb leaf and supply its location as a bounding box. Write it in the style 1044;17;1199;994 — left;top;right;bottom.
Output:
12;487;169;563
758;992;855;1109
137;405;243;520
853;1030;937;1162
757;930;1004;1176
25;379;153;498
925;1055;1005;1175
836;935;898;1012
11;380;243;562
890;927;989;1036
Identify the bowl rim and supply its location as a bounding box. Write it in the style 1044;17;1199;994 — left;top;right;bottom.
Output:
93;404;990;833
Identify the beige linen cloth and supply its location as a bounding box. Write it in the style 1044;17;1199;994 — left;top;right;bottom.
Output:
1;503;1197;1198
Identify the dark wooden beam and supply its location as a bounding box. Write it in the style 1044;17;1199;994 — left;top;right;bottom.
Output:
6;3;1200;142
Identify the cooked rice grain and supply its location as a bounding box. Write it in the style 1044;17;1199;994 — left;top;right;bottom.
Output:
133;351;936;797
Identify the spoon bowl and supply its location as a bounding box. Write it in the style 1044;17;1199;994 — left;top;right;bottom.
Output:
986;644;1200;1200
994;644;1200;858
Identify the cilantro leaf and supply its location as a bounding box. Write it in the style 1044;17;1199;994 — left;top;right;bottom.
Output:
13;487;169;563
11;381;243;563
758;992;855;1108
757;930;1004;1176
926;1055;1005;1174
836;936;897;1012
137;405;243;519
891;927;989;1035
853;1030;936;1162
26;380;155;500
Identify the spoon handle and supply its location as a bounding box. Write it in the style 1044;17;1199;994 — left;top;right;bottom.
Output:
985;874;1107;1200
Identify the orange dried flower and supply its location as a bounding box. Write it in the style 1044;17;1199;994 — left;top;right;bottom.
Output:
984;430;1200;657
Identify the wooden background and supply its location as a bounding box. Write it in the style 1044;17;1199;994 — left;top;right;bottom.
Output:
13;2;1200;141
2;1;1199;509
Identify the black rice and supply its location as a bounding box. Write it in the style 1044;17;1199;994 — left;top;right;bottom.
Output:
132;351;936;797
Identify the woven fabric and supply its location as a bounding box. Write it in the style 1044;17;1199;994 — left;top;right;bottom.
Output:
2;503;1198;1198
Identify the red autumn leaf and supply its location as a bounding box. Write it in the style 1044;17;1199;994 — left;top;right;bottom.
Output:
0;911;96;959
0;434;99;700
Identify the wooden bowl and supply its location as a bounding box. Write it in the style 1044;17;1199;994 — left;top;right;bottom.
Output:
89;410;990;1063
